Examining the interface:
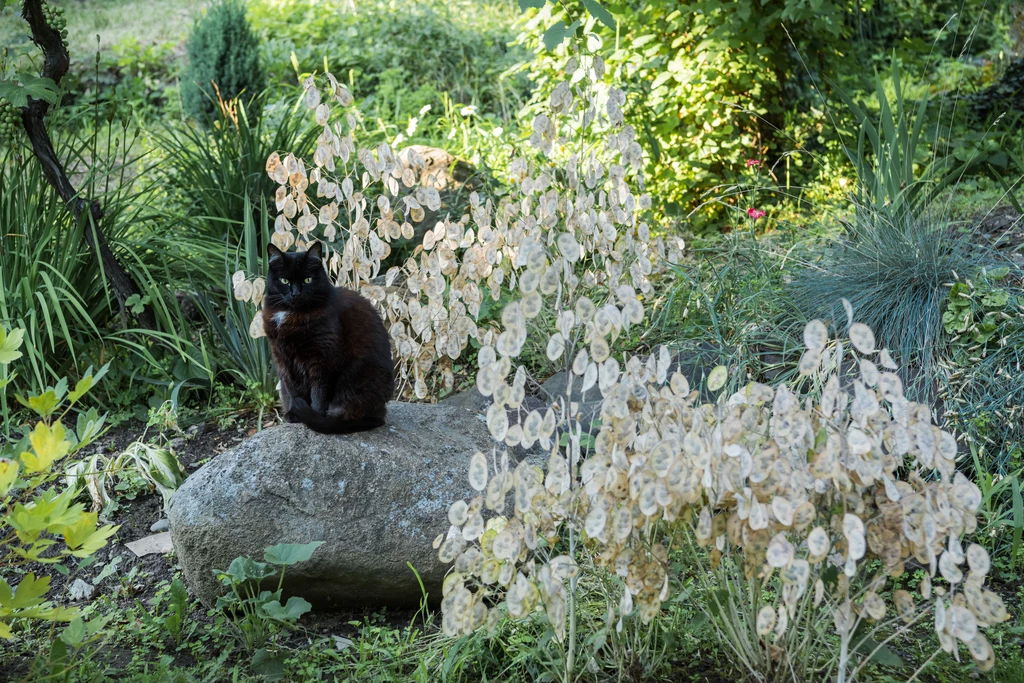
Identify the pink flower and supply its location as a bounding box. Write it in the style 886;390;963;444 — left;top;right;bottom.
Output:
747;208;766;220
746;159;761;168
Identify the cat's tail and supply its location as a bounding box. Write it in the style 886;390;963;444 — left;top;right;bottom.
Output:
287;400;385;434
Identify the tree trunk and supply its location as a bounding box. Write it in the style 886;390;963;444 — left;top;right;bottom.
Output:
18;0;156;329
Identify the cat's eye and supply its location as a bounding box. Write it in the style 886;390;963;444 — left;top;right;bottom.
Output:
304;277;313;284
279;278;290;284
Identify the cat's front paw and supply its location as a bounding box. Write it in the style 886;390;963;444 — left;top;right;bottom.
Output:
285;397;310;423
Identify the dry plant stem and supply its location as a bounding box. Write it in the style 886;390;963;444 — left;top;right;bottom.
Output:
18;0;154;328
847;608;932;682
904;647;943;683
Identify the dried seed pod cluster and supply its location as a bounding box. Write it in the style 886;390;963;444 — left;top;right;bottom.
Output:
439;316;1007;672
240;57;681;400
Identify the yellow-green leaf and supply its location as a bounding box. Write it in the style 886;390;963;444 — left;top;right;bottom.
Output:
707;366;728;392
0;459;18;497
21;421;71;473
0;326;24;364
65;522;119;558
66;375;93;405
11;574;49;609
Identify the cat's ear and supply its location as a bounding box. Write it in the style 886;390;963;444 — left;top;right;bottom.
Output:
267;243;284;264
305;241;324;263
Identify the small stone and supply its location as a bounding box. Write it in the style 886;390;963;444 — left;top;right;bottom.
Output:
69;579;94;601
125;532;174;557
150;518;169;533
169;437;186;451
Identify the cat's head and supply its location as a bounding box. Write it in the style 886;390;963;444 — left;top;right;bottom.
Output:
265;242;332;310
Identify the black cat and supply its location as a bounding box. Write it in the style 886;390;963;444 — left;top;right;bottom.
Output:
262;242;395;434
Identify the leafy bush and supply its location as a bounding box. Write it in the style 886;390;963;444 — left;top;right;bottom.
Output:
181;0;266;123
0;327;117;640
0;130;144;398
249;0;528;123
512;0;855;230
215;541;323;675
837;61;971;224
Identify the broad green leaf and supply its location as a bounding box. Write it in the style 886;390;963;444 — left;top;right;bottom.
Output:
542;20;581;51
60;514;119;558
853;633;904;669
251;648;286;681
0;620;11;639
221;556;275;583
518;0;545;10
59;617;87;647
0;76;59;107
282;595;312;620
581;0;616;31
263;541;324;566
66;376;93;405
75;409;105;447
262;596;312;622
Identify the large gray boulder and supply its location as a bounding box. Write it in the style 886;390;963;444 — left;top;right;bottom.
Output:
168;402;497;609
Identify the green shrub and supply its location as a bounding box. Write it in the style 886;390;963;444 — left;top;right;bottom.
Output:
249;0;528;123
513;0;1007;232
181;0;267;123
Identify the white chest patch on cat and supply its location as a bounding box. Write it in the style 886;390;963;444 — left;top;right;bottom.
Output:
272;311;288;327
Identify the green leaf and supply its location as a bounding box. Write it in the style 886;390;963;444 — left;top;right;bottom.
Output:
124;294;150;315
542;20;581;51
251;648;286;681
263;541;324;566
981;290;1009;309
221;556;275;584
59;617;87;647
707;365;728;392
0;76;59;107
581;0;616;31
67;376;93;405
11;574;50;609
853;633;904;669
262;595;311;622
518;0;545;9
0;326;24;364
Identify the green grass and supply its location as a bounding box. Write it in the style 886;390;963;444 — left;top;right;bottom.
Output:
0;0;204;57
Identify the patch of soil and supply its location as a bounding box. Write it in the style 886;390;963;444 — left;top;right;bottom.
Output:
973;205;1024;271
6;412;272;616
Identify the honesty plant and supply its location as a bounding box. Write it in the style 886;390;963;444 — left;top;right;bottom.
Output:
437;307;1009;681
232;55;681;401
